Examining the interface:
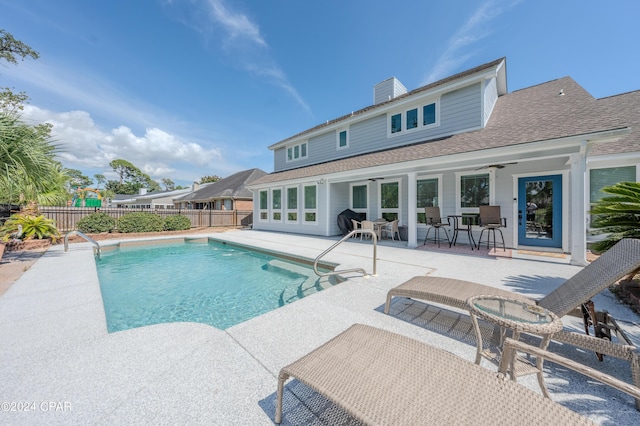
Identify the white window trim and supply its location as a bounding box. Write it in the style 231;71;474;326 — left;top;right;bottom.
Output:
416;174;443;226
455;170;495;215
349;182;370;219
303;184;317;224
271;187;283;222
387;98;440;138
286;141;308;163
336;128;349;150
285;185;299;223
258;190;269;222
378;179;402;224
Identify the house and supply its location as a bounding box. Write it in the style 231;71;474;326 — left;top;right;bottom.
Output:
112;183;213;209
247;58;638;265
173;168;267;211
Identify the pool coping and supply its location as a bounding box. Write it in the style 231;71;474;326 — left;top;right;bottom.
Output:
1;229;639;425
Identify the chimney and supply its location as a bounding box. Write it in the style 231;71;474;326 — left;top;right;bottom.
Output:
373;77;407;105
139;188;147;195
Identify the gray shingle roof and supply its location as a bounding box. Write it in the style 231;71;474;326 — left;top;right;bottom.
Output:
251;76;629;186
591;90;640;156
176;168;267;202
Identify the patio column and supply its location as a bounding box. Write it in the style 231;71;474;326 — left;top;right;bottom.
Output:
407;172;418;248
569;142;588;266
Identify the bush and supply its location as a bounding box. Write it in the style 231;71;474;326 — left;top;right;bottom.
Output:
76;212;116;233
163;214;192;231
0;214;61;242
117;212;164;233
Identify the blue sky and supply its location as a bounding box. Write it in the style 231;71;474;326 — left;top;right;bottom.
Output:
2;0;639;188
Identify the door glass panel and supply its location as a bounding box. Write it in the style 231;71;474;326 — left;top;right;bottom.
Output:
525;179;553;240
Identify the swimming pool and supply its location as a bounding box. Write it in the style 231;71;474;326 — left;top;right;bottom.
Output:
96;238;340;332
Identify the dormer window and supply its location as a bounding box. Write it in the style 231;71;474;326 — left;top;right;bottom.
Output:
406;108;418;129
423;103;436;126
389;100;438;136
287;142;308;162
391;114;402;134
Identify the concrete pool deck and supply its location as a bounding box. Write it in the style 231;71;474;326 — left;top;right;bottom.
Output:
1;229;639;425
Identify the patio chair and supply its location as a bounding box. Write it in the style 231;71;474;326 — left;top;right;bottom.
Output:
477;205;506;251
350;219;362;239
381;219;400;241
384;238;640;408
423;206;450;247
276;324;595;425
360;220;375;240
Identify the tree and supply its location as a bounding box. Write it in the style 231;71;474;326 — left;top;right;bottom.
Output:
105;159;161;194
161;178;175;191
94;173;106;189
589;181;640;252
0;29;67;207
0;114;68;206
1;30;39;115
65;168;92;189
0;29;39;65
199;175;221;184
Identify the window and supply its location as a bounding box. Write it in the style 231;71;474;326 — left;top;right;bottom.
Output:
337;129;348;149
460;174;490;208
416;177;439;223
389;101;437;136
590;166;636;203
423;103;436;126
272;188;282;221
391;113;401;134
287;186;298;222
259;190;268;221
304;185;317;223
380;181;400;222
406;108;418;129
589;166;636;226
351;183;368;219
286;142;308;162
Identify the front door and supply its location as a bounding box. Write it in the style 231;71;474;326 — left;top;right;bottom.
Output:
518;175;562;248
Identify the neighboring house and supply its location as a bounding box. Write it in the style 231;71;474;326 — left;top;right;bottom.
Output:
173;168;267;210
112;184;213;209
248;57;639;265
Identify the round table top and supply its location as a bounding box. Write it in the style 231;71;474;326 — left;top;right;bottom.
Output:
467;295;563;334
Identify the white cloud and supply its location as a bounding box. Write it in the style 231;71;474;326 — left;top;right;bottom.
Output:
22;105;223;181
423;0;522;84
176;0;310;113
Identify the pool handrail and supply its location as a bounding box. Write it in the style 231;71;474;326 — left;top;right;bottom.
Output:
64;230;101;259
314;229;377;278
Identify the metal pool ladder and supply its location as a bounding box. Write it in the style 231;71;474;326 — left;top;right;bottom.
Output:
64;230;101;259
313;229;377;277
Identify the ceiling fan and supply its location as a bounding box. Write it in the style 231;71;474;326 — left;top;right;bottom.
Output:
474;162;518;171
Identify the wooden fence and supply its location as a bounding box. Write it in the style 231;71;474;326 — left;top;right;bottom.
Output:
40;207;253;232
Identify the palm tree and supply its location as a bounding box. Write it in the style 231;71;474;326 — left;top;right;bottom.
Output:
0;114;68;207
589;181;640;252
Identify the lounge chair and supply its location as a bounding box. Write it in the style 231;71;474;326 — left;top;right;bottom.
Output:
384;238;640;408
276;324;596;425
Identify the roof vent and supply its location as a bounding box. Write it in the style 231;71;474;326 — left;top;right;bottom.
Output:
374;77;408;105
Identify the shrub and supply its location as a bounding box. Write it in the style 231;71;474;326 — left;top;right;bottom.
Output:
76;212;116;233
590;181;640;252
117;212;164;233
163;214;192;231
0;214;61;242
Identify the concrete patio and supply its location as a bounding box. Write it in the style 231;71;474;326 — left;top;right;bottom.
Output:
1;229;639;425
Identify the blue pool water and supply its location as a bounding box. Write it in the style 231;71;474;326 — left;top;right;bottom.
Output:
96;239;338;332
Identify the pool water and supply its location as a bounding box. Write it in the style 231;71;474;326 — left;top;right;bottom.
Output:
96;239;339;332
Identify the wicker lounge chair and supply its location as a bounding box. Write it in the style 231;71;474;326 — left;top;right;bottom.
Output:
276;324;595;425
384;237;640;408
